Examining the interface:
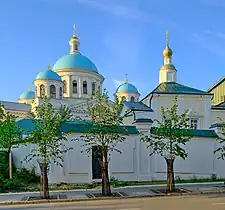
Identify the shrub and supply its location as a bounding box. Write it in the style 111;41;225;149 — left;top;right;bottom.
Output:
110;176;129;187
14;167;40;184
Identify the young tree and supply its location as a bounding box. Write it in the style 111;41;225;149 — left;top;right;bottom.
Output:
24;98;72;199
78;90;127;196
141;97;191;193
0;105;23;179
214;119;225;161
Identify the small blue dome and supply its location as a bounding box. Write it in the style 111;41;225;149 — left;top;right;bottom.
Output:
19;90;35;100
116;82;139;93
53;53;98;72
36;69;62;81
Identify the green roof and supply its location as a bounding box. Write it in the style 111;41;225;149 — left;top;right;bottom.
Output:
17;119;139;135
150;127;217;138
151;82;212;95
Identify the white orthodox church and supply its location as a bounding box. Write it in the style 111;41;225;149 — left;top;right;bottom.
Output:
2;28;225;184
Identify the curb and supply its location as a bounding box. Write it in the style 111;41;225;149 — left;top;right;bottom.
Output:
0;190;225;206
0;181;224;196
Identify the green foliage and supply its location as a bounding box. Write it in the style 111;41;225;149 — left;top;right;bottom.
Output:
14;167;40;184
0;151;16;178
214;118;225;160
110;176;129;187
0;104;23;150
78;90;127;154
24;97;73;166
141;96;191;159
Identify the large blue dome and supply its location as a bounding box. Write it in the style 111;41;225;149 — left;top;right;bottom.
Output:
19;90;35;100
36;69;62;81
116;82;139;93
53;53;98;72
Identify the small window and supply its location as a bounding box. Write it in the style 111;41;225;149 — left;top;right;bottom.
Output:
83;81;87;94
92;82;96;95
40;84;45;98
130;96;135;102
121;96;126;102
73;80;78;93
167;72;173;82
50;85;56;98
164;119;171;125
59;87;62;99
63;80;67;94
190;118;198;129
75;44;78;51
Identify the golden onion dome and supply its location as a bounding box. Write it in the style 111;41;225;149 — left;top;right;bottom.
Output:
163;46;173;57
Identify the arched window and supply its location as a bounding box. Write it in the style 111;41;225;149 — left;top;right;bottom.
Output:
98;85;101;93
121;96;126;102
73;80;77;94
83;81;87;94
130;96;135;102
59;87;62;99
63;80;67;93
92;82;96;95
35;87;37;97
40;84;45;98
75;44;78;51
50;85;56;98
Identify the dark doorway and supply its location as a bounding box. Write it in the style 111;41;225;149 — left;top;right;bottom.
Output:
92;146;102;179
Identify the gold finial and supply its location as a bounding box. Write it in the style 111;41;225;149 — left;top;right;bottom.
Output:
48;65;52;70
166;30;169;47
163;30;173;58
125;74;128;83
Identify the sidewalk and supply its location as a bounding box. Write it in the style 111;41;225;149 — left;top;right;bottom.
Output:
0;182;224;203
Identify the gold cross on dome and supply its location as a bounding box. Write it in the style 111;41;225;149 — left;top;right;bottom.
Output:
125;74;128;83
73;24;76;35
166;30;169;47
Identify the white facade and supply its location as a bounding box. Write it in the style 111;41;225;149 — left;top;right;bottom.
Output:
2;30;225;184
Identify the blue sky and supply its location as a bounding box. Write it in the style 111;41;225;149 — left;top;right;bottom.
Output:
0;0;225;101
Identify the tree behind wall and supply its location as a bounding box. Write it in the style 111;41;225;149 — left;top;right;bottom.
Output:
78;90;127;196
0;105;23;179
141;96;191;193
24;98;72;199
214;119;225;162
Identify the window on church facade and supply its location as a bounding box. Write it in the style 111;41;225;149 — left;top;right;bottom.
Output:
92;82;96;95
59;87;62;99
190;118;198;129
98;85;101;93
75;44;78;51
63;80;67;94
83;81;87;94
50;85;56;98
40;84;45;98
164;119;171;125
73;80;77;93
121;96;126;102
130;96;135;102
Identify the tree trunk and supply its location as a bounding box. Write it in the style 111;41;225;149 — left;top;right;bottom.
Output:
8;148;12;179
165;153;175;193
101;150;111;196
39;159;49;199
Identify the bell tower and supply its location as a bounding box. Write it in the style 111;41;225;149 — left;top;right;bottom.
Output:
159;31;177;84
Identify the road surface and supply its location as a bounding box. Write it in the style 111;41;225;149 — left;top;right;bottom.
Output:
0;195;225;210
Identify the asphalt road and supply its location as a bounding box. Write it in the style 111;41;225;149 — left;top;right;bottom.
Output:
1;195;225;210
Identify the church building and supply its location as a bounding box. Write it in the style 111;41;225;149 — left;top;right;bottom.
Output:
1;28;225;183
